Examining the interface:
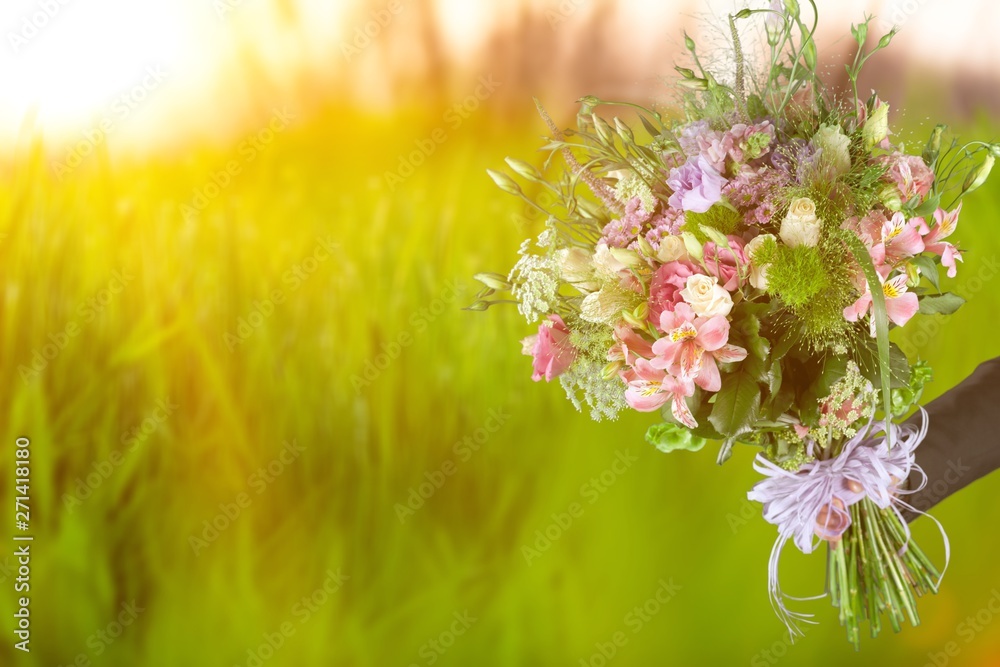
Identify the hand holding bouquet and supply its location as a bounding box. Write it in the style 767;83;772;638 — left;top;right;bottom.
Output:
472;1;998;648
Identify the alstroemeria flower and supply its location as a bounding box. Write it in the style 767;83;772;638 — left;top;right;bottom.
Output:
649;303;748;392
918;205;963;278
843;273;919;333
622;359;697;427
870;212;925;265
522;315;577;382
608;323;655;365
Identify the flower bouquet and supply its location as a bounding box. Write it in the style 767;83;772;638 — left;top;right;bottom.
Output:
470;0;1000;648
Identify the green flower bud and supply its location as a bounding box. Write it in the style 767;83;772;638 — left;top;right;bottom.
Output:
592;114;614;145
504;158;541;182
614;118;634;145
473;272;511;290
486;169;522;196
609;247;642;268
602;360;624;381
621;309;646;329
922;124;946;166
963;154;995;195
863;101;890;151
878;183;903;211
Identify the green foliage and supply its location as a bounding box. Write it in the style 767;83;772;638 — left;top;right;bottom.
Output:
681;204;741;243
645;422;708;453
708;370;762;440
764;244;827;308
918;292;965;315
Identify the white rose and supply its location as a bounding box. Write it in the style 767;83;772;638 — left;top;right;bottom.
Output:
811;124;852;178
680;274;733;318
656;235;688;263
744;233;775;290
779;197;822;248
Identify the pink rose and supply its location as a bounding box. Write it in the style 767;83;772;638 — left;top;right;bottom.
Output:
703;236;747;291
522;315;577;382
648;261;698;327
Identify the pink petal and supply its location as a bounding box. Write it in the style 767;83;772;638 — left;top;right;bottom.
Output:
714;344;748;363
625;384;668;412
671;393;698;428
843;293;872;322
632;358;666;382
695;316;730;351
869;243;886;267
885;292;919;327
695;355;721;392
887;225;925;259
650;338;678;367
677;342;704;380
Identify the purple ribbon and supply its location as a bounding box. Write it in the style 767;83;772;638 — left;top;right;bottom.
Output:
747;409;950;637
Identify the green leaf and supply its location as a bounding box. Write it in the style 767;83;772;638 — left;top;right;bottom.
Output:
911;254;941;292
743;353;768;384
747;94;768;120
645;422;708;453
767;381;796;421
708;371;762;438
910;194;941;218
855;340;911;390
840;230;893;445
638;114;662;139
918;292;965;315
716;437;737;465
768;357;783;395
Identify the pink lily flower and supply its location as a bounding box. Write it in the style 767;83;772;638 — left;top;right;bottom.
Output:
622;359;697;426
649;303;748;392
918;205;963;278
843;273;919;333
870;212;924;265
608;323;655;365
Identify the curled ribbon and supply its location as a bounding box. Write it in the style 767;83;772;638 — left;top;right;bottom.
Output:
747;408;950;637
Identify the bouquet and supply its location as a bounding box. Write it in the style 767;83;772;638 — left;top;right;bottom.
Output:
471;0;999;648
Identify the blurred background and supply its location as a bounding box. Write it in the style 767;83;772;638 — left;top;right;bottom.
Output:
1;0;999;665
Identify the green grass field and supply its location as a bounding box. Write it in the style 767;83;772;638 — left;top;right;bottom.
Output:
1;103;1000;666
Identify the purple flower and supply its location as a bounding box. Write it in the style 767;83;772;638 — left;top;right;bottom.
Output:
667;156;726;213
